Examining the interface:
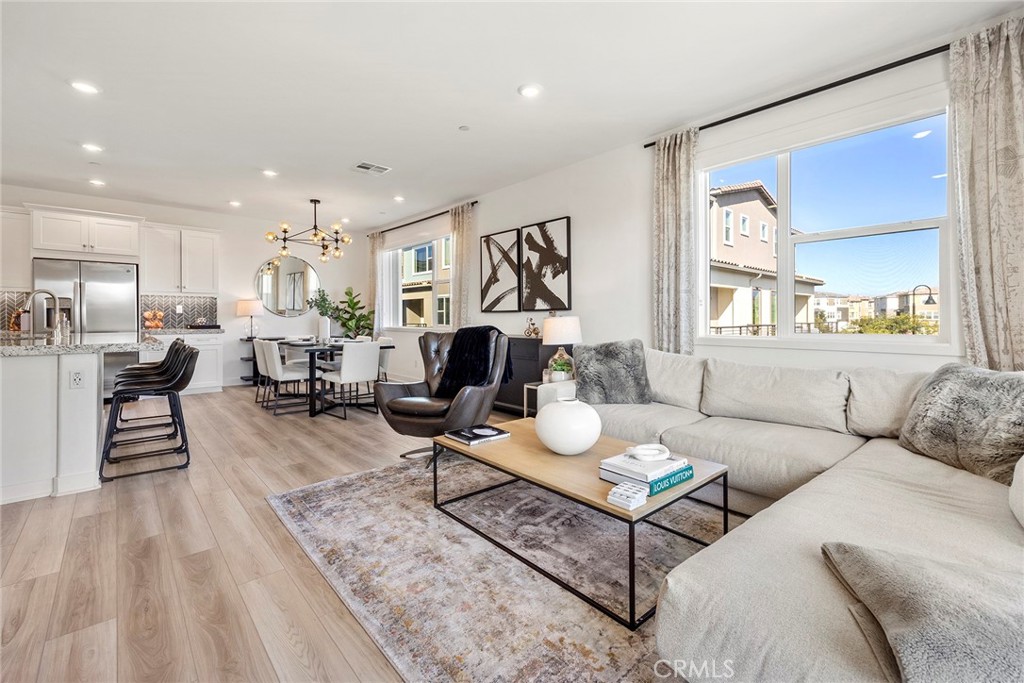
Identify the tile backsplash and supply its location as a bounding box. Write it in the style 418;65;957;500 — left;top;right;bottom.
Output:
1;290;28;330
3;290;219;331
141;294;218;329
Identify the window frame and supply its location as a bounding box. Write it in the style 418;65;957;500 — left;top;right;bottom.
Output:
760;221;769;242
696;105;956;355
382;234;454;331
723;208;734;246
739;214;750;237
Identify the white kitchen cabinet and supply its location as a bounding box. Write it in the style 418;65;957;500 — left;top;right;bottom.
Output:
140;225;218;295
181;229;218;294
141;334;223;394
32;210;90;252
140;225;182;294
1;209;32;289
29;206;141;257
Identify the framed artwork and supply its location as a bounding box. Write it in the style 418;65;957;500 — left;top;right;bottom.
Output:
520;216;571;311
480;228;521;312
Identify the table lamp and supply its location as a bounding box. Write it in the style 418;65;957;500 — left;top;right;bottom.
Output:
542;315;582;380
236;299;264;337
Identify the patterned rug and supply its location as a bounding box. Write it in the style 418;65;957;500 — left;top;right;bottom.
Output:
268;454;743;682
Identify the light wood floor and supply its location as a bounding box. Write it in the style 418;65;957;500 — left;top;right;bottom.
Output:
2;385;504;682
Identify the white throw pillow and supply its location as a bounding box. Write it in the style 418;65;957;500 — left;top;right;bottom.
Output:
644;349;704;411
1011;457;1024;529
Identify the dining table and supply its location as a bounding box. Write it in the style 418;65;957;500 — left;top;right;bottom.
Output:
278;339;397;417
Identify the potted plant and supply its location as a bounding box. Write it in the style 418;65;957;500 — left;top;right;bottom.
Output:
306;287;375;339
550;357;574;382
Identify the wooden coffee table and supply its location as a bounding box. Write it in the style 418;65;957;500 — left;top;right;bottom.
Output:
432;418;729;630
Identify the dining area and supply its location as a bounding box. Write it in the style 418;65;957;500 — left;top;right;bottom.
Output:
249;335;396;419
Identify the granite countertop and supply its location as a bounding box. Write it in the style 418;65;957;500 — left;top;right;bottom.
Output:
0;332;165;357
147;328;225;335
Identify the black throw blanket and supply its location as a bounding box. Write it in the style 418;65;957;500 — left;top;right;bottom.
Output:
435;326;513;399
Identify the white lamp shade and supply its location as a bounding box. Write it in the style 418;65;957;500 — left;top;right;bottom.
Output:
542;316;582;345
236;299;265;317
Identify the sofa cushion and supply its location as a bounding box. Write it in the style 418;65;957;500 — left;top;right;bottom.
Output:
899;363;1024;485
700;358;851;433
644;349;704;411
574;339;652;405
660;417;866;500
591;402;705;445
656;438;1024;682
847;367;930;438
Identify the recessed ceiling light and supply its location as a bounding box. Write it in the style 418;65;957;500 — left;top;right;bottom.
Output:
81;143;104;152
393;196;405;202
88;179;106;186
517;83;542;98
341;218;350;224
70;81;100;95
931;173;947;179
262;169;278;177
458;125;470;132
229;201;241;207
913;130;932;139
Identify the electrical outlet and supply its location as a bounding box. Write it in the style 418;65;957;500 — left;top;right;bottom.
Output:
70;371;84;389
176;304;184;314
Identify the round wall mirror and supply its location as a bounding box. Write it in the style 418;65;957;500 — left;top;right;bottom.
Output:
254;256;321;317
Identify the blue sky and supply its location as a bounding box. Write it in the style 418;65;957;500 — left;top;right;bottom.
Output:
710;113;946;295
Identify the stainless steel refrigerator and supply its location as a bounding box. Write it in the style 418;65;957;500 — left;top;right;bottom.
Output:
33;258;139;397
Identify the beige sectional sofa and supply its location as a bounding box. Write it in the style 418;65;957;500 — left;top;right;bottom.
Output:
538;350;1024;681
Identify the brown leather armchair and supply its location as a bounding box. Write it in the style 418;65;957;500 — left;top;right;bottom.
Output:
375;330;509;457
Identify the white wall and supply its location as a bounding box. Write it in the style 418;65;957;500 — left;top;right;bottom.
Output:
1;184;368;385
381;142;653;380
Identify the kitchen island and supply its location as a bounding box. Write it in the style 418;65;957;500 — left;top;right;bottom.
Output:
0;332;164;503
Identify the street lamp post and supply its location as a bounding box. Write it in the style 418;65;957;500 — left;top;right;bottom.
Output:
910;284;937;335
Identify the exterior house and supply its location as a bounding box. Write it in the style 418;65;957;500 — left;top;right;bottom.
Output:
708;182;822;335
400;236;452;327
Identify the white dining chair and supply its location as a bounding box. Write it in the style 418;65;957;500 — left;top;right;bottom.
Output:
321;342;380;419
253;339;272;408
376;336;393;381
355;335;372;342
283;335;313;368
264;340;322;415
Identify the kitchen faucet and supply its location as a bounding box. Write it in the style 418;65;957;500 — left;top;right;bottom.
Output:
24;289;59;338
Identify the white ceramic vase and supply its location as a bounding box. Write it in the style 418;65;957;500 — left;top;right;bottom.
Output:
318;316;332;342
535;398;602;456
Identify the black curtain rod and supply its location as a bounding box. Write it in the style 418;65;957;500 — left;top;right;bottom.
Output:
371;201;479;237
642;43;951;149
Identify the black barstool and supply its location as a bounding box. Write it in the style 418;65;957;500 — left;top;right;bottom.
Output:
110;340;191;434
100;346;199;482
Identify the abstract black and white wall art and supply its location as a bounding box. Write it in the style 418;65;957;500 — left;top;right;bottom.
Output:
520;216;571;311
480;228;521;312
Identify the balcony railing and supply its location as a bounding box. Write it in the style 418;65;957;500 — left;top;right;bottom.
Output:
709;324;777;336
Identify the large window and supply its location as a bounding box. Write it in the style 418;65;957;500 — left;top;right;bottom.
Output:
704;112;947;339
386;235;453;329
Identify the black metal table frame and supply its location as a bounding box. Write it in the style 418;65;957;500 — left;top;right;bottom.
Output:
431;442;731;630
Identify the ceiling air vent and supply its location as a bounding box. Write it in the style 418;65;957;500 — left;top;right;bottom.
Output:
353;161;392;176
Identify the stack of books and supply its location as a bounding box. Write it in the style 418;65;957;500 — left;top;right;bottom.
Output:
443;424;511;446
600;451;694;496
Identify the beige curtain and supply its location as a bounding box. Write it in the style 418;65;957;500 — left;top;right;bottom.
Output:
367;231;384;338
653;129;699;354
950;17;1024;371
450;202;474;329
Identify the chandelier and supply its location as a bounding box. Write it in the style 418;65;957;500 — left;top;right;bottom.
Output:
264;198;353;263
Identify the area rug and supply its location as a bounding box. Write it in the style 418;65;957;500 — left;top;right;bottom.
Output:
268;454;743;682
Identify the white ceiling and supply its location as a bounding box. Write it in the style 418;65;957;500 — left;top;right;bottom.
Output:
2;2;1017;231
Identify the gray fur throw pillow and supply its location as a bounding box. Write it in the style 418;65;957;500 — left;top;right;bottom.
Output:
574;339;652;405
899;363;1024;485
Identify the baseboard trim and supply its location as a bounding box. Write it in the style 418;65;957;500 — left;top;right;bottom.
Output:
54;471;101;497
2;479;54;504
